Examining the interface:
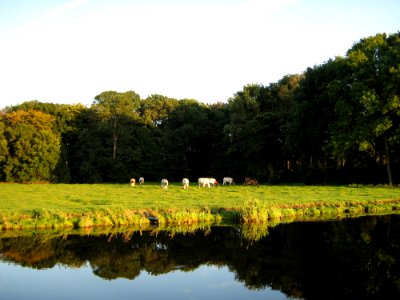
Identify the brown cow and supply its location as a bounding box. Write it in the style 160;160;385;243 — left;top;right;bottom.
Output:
130;178;136;187
244;177;259;187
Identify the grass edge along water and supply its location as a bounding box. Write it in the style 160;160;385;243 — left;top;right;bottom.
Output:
1;183;400;230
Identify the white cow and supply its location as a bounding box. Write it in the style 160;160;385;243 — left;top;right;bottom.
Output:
198;177;218;188
130;178;136;187
161;179;169;189
223;177;234;185
139;177;144;185
182;178;189;189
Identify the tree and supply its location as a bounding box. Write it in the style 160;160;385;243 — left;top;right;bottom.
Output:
161;99;211;179
70;121;112;183
284;57;362;183
329;32;400;185
0;118;9;180
92;91;141;160
2;110;60;182
205;102;230;178
225;78;300;182
224;84;264;179
4;101;89;182
139;94;179;127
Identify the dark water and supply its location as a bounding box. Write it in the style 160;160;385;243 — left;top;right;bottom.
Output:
1;214;400;300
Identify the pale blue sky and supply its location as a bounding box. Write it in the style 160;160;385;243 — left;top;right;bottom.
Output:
0;0;399;108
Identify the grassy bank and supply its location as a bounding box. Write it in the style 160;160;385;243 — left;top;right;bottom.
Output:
1;182;400;230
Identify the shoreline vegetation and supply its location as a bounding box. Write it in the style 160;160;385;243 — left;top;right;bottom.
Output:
1;183;400;232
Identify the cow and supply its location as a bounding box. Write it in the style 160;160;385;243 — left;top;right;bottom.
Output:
139;177;144;185
161;179;169;189
198;177;218;188
244;177;259;186
182;178;189;189
130;178;136;187
223;177;234;185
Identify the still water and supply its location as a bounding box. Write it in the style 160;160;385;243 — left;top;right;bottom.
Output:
1;214;400;300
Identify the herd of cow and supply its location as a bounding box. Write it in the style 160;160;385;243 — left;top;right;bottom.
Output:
129;176;260;189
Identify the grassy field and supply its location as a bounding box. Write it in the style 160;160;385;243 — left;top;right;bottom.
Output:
1;182;400;230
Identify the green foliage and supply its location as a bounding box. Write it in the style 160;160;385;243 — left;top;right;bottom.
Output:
92;90;141;161
225;76;301;182
93;90;141;121
241;198;269;223
0;121;9;180
1;32;399;185
161;100;213;178
327;33;400;185
2;110;60;182
139;94;179;127
5;100;87;134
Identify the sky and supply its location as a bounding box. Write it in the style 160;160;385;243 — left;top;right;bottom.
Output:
0;0;399;109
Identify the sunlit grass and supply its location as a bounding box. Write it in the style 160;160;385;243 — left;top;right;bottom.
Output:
1;182;400;229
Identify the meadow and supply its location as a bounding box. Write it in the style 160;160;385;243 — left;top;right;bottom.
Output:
1;182;400;230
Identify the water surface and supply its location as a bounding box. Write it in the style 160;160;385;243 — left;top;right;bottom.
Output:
1;214;400;299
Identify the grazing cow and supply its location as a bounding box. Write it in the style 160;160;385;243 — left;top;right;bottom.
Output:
161;179;169;189
244;177;259;187
182;178;189;189
139;177;144;185
198;177;218;188
223;177;234;185
130;178;136;187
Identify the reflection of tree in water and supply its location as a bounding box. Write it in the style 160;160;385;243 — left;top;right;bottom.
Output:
237;215;400;299
1;215;400;299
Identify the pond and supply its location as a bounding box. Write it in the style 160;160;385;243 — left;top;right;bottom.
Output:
1;214;400;300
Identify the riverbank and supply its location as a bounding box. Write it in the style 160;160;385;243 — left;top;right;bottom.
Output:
1;183;400;230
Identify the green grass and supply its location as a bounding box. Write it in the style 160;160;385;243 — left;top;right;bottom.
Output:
1;182;400;230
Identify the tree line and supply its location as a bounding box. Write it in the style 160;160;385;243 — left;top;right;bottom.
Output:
1;32;399;185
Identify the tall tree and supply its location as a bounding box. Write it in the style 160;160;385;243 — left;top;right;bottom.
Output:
329;33;400;185
205;102;230;178
92;91;141;160
285;59;349;183
225;78;300;182
161;99;211;179
224;84;264;179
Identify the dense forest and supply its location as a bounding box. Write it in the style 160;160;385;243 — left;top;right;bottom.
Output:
1;32;399;185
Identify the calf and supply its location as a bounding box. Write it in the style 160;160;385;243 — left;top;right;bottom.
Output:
130;178;136;187
198;177;218;188
161;179;169;189
244;177;259;187
182;178;189;189
139;177;144;185
223;177;234;185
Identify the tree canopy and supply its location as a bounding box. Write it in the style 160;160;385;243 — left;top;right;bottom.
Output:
1;32;399;185
1;110;60;182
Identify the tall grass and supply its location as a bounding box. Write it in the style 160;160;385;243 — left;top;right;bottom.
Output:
1;182;400;230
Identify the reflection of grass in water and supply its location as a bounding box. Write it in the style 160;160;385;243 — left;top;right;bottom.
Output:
240;223;270;242
1;183;400;230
